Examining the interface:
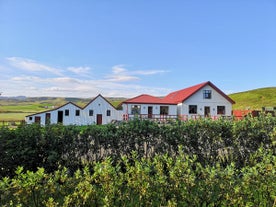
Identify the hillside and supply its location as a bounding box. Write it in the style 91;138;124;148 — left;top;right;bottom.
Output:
229;87;276;110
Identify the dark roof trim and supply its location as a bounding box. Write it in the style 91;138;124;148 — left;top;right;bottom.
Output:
82;94;117;110
26;101;82;117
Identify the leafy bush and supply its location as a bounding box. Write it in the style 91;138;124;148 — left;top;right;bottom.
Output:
1;115;275;178
0;148;275;206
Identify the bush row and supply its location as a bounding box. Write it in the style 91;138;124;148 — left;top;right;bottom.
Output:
0;115;275;178
0;147;275;206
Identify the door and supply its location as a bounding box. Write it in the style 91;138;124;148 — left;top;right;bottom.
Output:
57;111;63;123
148;106;153;118
204;106;210;117
45;113;51;125
97;114;102;125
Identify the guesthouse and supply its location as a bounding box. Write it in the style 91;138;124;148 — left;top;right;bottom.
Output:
122;81;235;120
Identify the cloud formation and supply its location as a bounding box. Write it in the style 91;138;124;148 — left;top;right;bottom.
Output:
1;57;171;97
6;57;64;76
106;64;168;82
67;66;91;74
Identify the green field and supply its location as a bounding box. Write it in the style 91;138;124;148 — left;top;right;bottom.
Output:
229;87;276;110
0;97;125;121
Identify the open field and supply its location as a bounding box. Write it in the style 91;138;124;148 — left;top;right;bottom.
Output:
0;96;126;122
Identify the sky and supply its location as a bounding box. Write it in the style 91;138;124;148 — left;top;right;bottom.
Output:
0;0;275;98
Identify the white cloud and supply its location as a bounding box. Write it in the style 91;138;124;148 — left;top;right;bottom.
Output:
51;77;81;84
133;70;168;75
112;65;127;74
67;66;91;74
11;76;41;82
107;65;168;82
6;57;64;76
107;65;139;82
1;57;172;97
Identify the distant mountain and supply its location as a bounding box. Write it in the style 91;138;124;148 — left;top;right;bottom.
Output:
0;96;27;100
2;87;276;111
229;87;276;110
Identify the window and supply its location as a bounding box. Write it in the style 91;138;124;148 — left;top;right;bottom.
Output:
160;106;169;115
89;109;94;116
189;105;197;114
107;110;111;116
203;90;212;99
29;117;33;121
75;109;80;116
65;109;69;116
217;106;225;115
131;105;141;115
35;116;41;124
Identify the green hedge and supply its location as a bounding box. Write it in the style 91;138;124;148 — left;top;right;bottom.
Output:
0;115;276;206
1;115;275;178
0;148;275;206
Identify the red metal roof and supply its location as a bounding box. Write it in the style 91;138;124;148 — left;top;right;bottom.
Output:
122;94;174;105
164;81;235;104
123;81;235;105
163;82;208;103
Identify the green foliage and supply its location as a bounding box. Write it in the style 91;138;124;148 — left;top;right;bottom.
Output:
1;115;275;178
0;148;275;206
0;115;275;206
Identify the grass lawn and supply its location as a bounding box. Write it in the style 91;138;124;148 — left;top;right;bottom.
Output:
0;112;30;121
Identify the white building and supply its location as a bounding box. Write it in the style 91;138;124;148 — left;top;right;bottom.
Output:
25;81;235;125
122;81;235;120
25;94;123;125
121;94;178;121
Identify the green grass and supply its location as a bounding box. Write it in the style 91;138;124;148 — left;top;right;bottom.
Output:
0;97;126;121
229;87;276;110
0;112;30;121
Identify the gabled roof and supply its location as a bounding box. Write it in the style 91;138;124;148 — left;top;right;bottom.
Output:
122;94;175;105
83;94;117;109
122;81;235;105
163;81;235;104
26;101;81;117
26;94;119;118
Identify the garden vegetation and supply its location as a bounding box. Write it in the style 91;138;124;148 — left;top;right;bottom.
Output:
0;115;275;206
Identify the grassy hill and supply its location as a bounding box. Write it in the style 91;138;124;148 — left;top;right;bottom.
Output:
229;87;276;110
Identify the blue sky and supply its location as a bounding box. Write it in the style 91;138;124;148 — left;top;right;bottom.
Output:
0;0;275;98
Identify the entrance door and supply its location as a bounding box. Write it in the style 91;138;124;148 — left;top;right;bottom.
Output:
45;113;51;124
148;106;153;118
57;111;63;123
204;106;210;117
97;114;102;125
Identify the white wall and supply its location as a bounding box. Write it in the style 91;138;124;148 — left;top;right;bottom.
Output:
122;103;177;117
25;103;82;125
82;95;123;125
180;85;232;118
25;95;124;126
